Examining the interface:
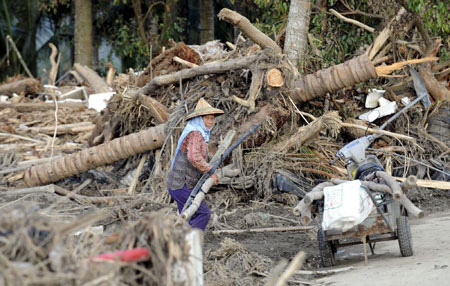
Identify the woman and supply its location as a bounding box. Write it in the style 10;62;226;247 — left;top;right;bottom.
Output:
167;98;224;231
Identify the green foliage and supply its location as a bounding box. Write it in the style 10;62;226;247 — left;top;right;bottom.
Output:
38;0;70;14
309;1;377;68
252;0;290;36
161;16;187;43
408;0;450;59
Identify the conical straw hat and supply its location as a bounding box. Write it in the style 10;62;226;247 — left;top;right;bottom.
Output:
186;98;224;120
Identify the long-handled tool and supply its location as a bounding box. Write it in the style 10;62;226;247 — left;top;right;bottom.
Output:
180;123;261;213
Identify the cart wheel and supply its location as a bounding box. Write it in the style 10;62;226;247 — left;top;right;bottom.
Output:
397;216;413;257
317;228;336;267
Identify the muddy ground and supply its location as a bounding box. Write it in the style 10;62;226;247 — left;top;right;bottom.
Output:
203;185;450;272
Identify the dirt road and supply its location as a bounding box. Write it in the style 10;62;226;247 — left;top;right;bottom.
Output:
317;211;450;285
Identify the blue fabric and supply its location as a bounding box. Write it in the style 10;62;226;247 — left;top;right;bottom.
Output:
169;185;211;231
171;116;212;169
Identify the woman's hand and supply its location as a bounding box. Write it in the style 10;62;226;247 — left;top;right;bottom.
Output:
211;173;219;185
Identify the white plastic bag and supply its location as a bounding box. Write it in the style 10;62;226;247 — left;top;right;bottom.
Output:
322;180;375;232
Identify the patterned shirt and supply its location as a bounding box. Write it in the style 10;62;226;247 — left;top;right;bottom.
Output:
179;131;211;173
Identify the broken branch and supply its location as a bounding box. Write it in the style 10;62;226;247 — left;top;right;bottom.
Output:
329;9;374;33
218;8;282;54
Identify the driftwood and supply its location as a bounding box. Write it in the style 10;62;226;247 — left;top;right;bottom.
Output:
173;56;198;68
137;54;262;95
275;112;341;151
180;166;240;222
395;177;450;190
127;154;148;195
274;251;306;286
0;102;86;112
211;226;314;235
48;43;61;86
0;78;41;96
137;94;169;124
419;64;450;102
23;124;166;187
376;171;402;201
74;63;111;93
17;122;94;135
233;68;264;113
105;63;116;86
218;8;282;54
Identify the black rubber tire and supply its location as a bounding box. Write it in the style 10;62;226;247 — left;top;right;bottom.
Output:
397;216;413;257
317;228;336;267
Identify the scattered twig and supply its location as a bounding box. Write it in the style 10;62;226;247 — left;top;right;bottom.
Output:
128;153;148;195
211;226;314;235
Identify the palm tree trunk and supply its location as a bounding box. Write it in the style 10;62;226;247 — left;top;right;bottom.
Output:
74;0;93;67
284;0;311;66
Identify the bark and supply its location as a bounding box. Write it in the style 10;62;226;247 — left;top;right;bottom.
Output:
284;0;311;65
200;0;214;43
74;63;110;93
0;78;41;96
74;0;93;67
161;0;178;47
290;54;377;103
23;124;166;187
218;8;282;54
419;65;450;102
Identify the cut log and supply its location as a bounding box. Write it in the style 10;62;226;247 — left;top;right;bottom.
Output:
0;78;41;96
23;124;166;187
218;8;282;54
0;102;86;112
267;68;284;87
74;63;111;93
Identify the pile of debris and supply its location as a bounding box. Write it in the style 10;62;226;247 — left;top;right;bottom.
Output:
0;6;449;285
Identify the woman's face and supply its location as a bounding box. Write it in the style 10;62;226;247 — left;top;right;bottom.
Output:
202;115;215;130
